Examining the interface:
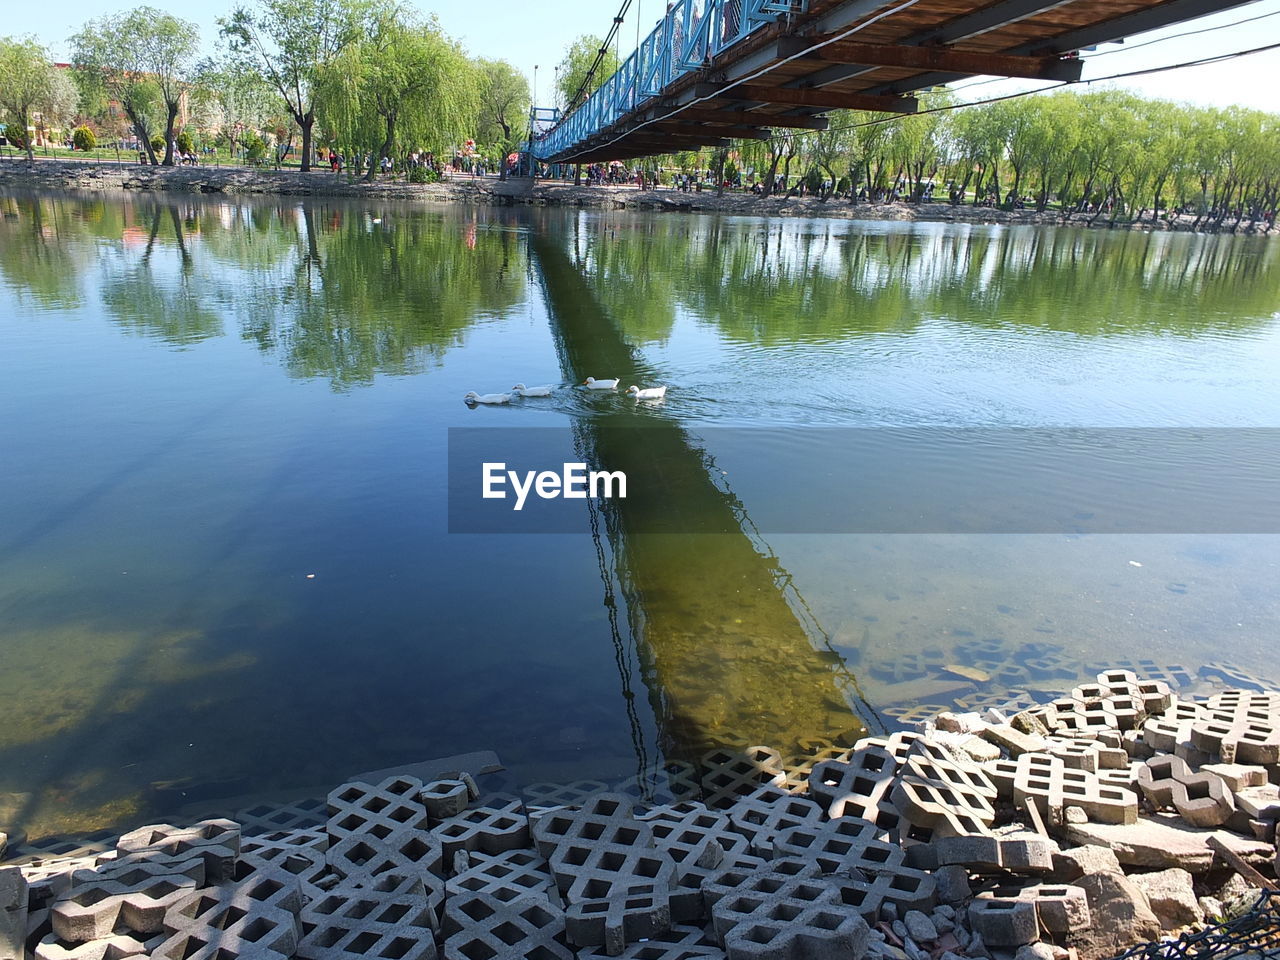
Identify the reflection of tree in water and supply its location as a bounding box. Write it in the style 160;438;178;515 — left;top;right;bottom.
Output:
0;194;529;387
562;214;1280;346
244;206;527;390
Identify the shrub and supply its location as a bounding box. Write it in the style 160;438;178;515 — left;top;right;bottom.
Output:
243;132;266;161
407;164;438;184
149;134;165;153
72;126;97;151
175;131;194;155
5;126;28;150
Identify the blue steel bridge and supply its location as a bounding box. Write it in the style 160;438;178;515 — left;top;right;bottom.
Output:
529;0;1257;165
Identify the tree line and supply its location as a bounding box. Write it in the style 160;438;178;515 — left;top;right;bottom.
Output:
0;0;529;178
678;89;1279;229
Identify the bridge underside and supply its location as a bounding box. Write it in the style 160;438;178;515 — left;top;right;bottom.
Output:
538;0;1251;164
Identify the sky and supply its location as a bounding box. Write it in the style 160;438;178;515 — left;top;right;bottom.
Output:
15;0;1280;113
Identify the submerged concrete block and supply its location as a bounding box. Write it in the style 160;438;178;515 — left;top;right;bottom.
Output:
699;748;786;810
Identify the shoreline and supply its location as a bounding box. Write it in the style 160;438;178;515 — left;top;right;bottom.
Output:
2;159;1274;234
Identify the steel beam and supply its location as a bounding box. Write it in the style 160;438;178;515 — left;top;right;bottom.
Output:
909;0;1078;45
777;36;1084;81
696;82;918;112
653;105;828;129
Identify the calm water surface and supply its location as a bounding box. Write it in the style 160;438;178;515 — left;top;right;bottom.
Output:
1;191;1278;839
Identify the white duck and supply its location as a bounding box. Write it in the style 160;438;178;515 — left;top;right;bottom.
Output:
512;383;554;397
626;385;667;400
464;391;511;405
583;377;620;390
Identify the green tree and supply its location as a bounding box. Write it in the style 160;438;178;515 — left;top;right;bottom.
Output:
556;35;618;112
0;37;62;162
191;59;277;158
71;8;197;167
221;0;367;172
72;125;96;151
475;59;529;180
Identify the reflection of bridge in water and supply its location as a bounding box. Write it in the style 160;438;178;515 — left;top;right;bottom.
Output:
530;0;1257;164
527;218;879;765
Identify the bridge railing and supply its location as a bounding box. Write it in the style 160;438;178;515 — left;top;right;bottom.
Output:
533;0;806;160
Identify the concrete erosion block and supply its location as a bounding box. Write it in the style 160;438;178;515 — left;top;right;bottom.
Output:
154;874;303;960
446;848;556;904
52;869;200;942
326;827;444;886
442;890;573;960
990;884;1090;933
980;725;1046;758
967;899;1038;947
724;788;825;859
772;819;887;875
707;860;870;960
297;883;438;960
1;865;28;960
238;827;330;901
614;761;703;807
564;880;673;953
1137;756;1235;828
327;777;430;846
574;922;724;959
420;780;473;822
1190;713;1280;766
998;837;1057;875
19;856;115;911
234;797;327;837
114;820;240;883
1049;845;1121;881
433;797;530;860
533;794;650;858
807;747;899;832
640;802;751;892
1233;784;1280;820
929;836;1000;873
1006;754;1137;826
1200;763;1269;793
700;748;787;810
33;933;147;960
549;836;677;906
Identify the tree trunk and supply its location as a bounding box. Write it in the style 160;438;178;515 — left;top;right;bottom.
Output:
762;149;781;198
127;104;157;165
300;111;314;173
18;108;34;162
162;101;179;166
367;115;395;182
574;163;582;186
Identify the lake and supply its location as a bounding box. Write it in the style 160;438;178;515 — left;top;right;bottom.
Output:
1;190;1278;841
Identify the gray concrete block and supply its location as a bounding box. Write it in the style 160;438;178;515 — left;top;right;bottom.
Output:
297;883;438;960
574;922;724;959
238;827;330;901
420;780;473;822
327;777;430;846
967;900;1038;947
1;866;27;960
533;794;649;858
564;881;673;953
114;820;240;883
446;848;556;904
773;819;889;876
724;788;825;859
234;797;326;837
433;797;529;860
1137;757;1235;827
33;933;147;960
326;827;444;886
640;802;750;892
708;860;869;960
807;747;899;833
52;868;200;943
699;748;786;810
442;891;573;960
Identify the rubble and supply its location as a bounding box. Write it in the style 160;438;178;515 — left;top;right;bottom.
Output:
2;669;1279;960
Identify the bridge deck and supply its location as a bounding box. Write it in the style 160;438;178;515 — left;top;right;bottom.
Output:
533;0;1253;164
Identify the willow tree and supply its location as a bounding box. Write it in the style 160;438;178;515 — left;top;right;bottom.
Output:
71;7;197;166
318;6;477;180
0;37;63;162
475;59;529;180
221;0;367;172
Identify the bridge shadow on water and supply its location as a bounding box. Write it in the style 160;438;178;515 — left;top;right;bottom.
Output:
525;216;879;770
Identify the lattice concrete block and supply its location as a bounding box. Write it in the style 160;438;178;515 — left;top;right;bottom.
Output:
724;789;825;859
441;891;573;960
807;745;899;832
564;881;673;953
155;873;303;960
446;849;556;904
32;933;148;960
433;798;529;861
523;782;612;813
1190;713;1280;766
548;838;676;906
699;748;786;810
115;820;240;883
1138;757;1235;827
239;828;330;900
420;780;473;822
297;884;437;960
993;754;1138;825
19;856;113;912
234;797;326;838
532;794;649;858
978;883;1090;934
707;859;869;960
327;777;430;846
614;762;702;807
326;828;444;886
574;923;724;959
52;869;200;942
639;802;750;892
1142;701;1209;755
967;898;1038;947
772;819;884;876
